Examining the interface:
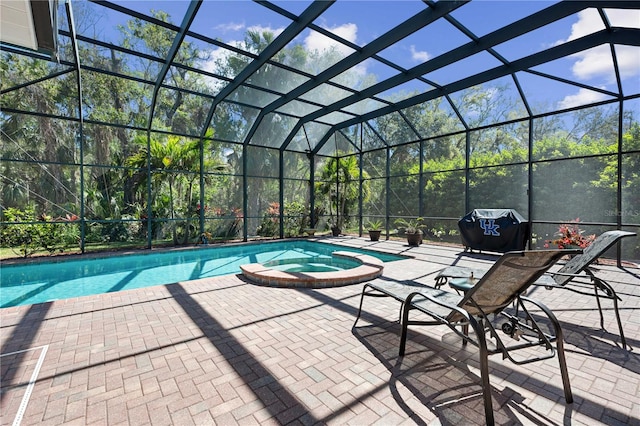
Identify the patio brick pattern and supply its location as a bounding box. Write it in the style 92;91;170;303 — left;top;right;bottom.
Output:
1;237;639;425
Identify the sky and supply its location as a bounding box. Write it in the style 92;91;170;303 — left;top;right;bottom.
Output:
73;0;640;114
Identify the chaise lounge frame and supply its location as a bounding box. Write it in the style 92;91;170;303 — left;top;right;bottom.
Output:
354;249;578;425
434;230;637;349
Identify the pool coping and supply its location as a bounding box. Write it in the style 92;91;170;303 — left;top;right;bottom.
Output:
240;251;384;288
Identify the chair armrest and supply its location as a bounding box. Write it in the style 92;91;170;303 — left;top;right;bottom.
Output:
405;290;469;323
550;271;596;285
549;271;589;279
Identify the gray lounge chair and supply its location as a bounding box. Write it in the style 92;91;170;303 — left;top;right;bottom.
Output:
434;230;637;349
354;249;577;426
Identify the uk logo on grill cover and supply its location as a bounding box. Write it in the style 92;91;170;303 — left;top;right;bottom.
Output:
480;219;500;236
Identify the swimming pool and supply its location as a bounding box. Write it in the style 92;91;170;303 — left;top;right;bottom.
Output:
0;240;403;308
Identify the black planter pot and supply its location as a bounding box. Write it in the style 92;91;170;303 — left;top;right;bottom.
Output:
368;230;381;241
331;227;341;236
406;232;422;246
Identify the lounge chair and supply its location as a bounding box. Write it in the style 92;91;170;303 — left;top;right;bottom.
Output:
354;249;577;426
434;230;637;349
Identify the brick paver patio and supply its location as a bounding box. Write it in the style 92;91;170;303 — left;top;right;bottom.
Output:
1;237;639;425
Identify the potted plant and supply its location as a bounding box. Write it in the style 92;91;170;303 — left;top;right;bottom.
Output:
544;219;596;250
198;231;212;245
329;220;341;237
366;220;383;241
395;217;424;246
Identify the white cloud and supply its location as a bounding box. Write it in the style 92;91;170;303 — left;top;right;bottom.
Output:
603;8;640;30
351;63;368;76
557;88;609;109
571;45;615;82
200;47;227;72
410;45;429;62
564;9;605;42
214;22;246;33
614;45;640;80
556;9;640;84
304;23;357;56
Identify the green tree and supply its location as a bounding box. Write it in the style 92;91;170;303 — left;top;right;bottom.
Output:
126;134;226;243
316;155;370;230
1;54;79;215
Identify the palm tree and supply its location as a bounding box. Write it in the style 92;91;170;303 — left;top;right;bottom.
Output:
126;135;226;243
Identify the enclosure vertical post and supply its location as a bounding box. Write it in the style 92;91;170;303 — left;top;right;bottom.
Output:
464;131;471;214
66;0;85;253
335;155;340;231
309;152;315;230
358;123;364;237
527;117;534;249
386;146;391;240
199;135;205;236
616;100;624;266
243;144;248;241
418;139;424;218
360;123;364;236
76;130;85;252
145;134;153;249
279;150;285;239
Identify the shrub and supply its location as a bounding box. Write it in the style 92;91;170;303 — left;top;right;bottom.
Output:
0;207;80;257
257;202;280;237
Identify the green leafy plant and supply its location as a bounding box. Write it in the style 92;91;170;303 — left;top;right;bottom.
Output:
256;202;280;237
256;201;310;237
429;226;445;240
395;217;424;246
366;219;383;241
316;155;371;232
395;217;424;234
282;200;308;237
366;220;383;231
0;207;80;257
196;207;243;242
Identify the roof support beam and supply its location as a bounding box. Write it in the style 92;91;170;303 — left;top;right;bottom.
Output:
0;68;74;95
198;0;334;140
302;1;634;153
356;28;640;125
255;1;469;151
309;1;595;123
248;1;467;145
286;0;593;153
147;0;202;130
312;27;639;153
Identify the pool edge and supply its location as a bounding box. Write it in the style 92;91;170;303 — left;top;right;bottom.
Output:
240;251;384;288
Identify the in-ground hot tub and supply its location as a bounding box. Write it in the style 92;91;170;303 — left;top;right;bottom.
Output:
240;251;384;288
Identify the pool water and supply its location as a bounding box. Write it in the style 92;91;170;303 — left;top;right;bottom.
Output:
264;257;361;273
0;241;403;308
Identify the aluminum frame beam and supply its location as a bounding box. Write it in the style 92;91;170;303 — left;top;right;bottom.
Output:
197;0;334;141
